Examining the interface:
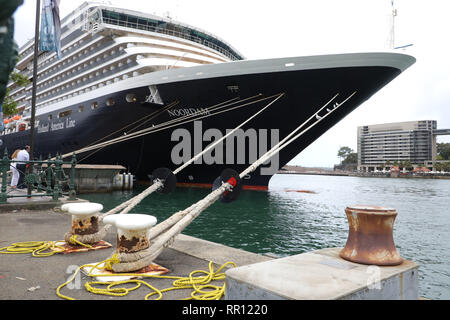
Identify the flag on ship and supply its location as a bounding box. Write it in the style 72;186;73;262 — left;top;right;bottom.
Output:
0;105;4;132
39;0;61;58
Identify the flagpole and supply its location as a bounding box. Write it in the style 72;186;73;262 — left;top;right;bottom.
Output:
28;0;41;197
30;0;41;159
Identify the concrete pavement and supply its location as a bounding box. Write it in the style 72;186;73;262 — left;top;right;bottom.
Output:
0;207;272;300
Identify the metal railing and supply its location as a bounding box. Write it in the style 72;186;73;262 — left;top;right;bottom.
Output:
101;17;242;61
0;150;77;203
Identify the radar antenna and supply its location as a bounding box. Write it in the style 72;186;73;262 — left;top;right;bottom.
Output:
389;1;414;50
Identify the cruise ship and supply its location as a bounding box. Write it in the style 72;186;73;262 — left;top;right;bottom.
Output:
1;1;415;189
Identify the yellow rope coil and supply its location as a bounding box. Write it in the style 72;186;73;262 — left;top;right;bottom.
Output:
1;240;237;300
0;241;65;257
56;257;237;301
69;235;93;248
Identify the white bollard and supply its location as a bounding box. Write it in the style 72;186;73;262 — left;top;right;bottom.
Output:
123;173;129;190
103;214;157;253
113;173;124;191
128;173;133;190
61;202;104;238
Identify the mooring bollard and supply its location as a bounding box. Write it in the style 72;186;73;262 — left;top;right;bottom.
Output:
339;205;403;266
61;202;105;245
103;214;157;253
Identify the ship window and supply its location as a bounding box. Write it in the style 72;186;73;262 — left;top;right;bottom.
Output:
106;98;115;106
128;16;137;25
126;94;137;103
48;114;53;120
91;102;99;110
78;105;84;112
58;110;72;118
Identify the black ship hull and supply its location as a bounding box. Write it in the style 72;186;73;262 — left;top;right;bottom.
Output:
0;53;415;189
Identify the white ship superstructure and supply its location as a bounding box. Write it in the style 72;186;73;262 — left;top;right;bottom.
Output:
4;1;243;134
1;2;415;188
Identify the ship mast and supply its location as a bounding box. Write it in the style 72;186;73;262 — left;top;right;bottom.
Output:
389;0;397;49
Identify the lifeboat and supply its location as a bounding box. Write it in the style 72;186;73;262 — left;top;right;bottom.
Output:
18;122;27;131
6;119;16;129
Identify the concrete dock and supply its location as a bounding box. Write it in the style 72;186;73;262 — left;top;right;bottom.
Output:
1;200;419;301
226;248;418;300
0;206;271;300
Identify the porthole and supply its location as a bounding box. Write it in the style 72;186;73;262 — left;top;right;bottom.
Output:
126;93;137;103
91;101;99;109
106;98;115;106
58;110;72;118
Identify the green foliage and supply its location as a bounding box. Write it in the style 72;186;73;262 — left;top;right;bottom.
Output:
435;162;450;172
10;71;30;87
342;152;358;165
337;146;354;163
2;88;17;116
1;72;30;116
404;160;412;169
437;143;450;160
0;0;24;108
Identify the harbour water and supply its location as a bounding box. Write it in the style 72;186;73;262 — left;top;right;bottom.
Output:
81;174;450;300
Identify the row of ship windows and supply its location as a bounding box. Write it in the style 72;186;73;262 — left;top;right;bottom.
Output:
37;45;123;92
38;69;142;109
10;40;118;100
47;94;138;121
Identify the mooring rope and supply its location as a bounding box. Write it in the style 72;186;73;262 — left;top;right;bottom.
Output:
239;91;357;179
0;241;65;257
106;91;358;273
3;90;359;300
98;92;285;221
0;237;236;300
76;100;181;163
56;257;237;300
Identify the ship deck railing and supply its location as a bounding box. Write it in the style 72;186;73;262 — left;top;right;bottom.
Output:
101;17;241;62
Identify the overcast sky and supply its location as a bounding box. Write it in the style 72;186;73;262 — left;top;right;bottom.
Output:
12;0;450;167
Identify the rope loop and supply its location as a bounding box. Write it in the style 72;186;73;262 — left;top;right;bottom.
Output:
56;259;237;300
69;235;93;248
0;241;65;257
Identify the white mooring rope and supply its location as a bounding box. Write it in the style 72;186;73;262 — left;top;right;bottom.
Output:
106;91;358;272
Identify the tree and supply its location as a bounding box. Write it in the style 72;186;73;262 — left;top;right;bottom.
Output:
437;143;450;160
1;71;30;116
404;160;412;170
342;152;358;165
443;162;450;172
337;146;353;164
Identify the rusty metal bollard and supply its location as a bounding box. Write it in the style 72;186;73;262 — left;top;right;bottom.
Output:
339;205;403;266
62;202;103;237
103;214;157;253
61;203;106;246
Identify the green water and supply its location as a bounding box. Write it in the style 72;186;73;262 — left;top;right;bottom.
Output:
81;174;450;300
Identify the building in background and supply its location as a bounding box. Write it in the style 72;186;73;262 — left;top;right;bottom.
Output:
357;120;450;172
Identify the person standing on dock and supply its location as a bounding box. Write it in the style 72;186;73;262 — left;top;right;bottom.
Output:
10;149;20;190
16;145;30;189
